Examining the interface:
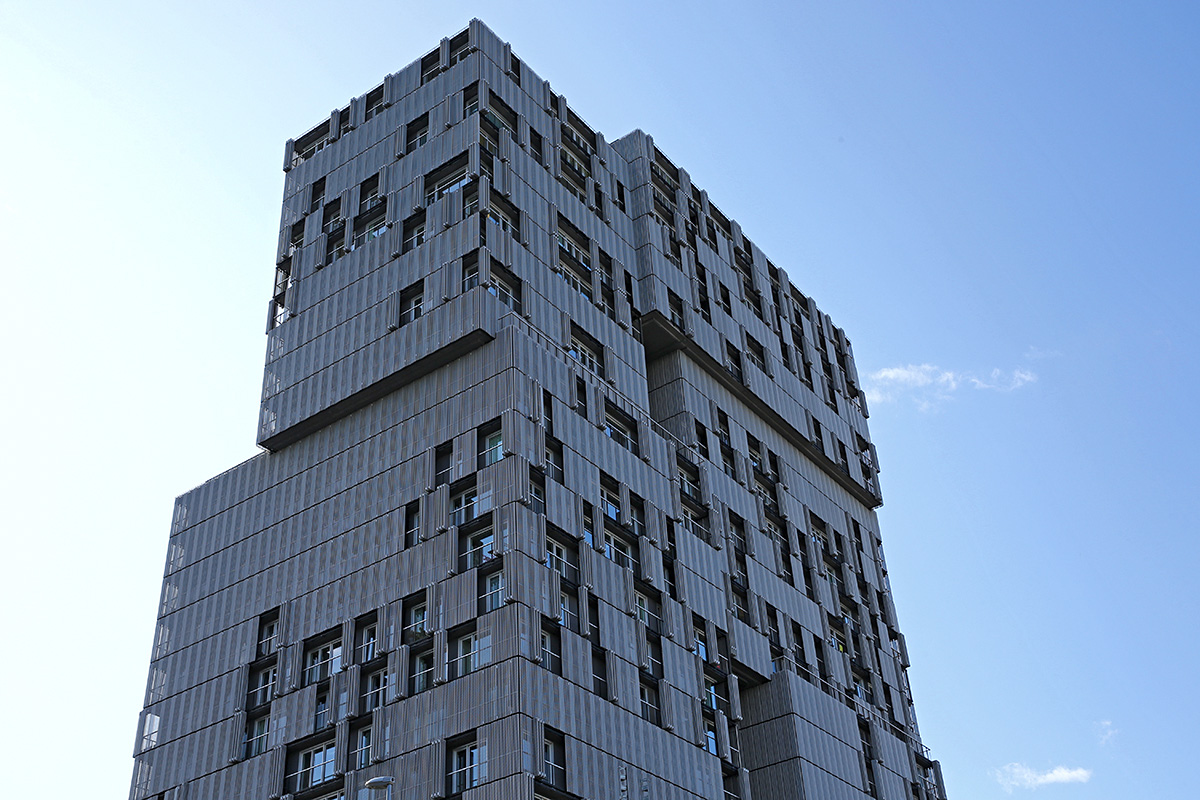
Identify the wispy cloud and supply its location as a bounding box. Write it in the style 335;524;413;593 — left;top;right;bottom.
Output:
1024;345;1063;361
993;764;1092;792
968;368;1038;391
1095;720;1117;746
865;363;1037;411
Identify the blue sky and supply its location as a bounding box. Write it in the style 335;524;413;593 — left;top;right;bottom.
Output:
1;1;1196;796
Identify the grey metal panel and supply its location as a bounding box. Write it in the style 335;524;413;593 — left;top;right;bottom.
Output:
135;19;942;800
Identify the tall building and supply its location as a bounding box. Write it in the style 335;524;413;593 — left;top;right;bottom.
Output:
131;20;947;800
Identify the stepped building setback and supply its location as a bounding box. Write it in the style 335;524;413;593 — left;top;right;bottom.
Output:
131;19;947;800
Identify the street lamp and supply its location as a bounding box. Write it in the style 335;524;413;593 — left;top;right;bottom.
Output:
364;775;394;800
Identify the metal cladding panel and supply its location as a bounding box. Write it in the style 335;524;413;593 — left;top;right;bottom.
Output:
134;19;941;800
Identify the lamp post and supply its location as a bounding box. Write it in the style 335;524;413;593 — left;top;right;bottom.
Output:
364;775;394;800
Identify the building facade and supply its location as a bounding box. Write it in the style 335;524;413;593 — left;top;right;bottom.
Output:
131;20;947;800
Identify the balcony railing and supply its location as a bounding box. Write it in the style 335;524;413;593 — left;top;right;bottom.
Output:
458;539;495;570
545;552;580;584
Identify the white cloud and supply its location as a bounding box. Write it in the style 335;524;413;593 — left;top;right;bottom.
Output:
968;368;1038;391
1024;345;1064;360
865;363;1036;410
993;763;1092;793
1095;720;1117;746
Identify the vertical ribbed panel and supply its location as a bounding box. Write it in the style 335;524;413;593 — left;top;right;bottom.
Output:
434;629;448;684
389;647;404;702
716;711;731;760
531;717;547;778
728;674;743;722
269;745;286;793
227;710;245;764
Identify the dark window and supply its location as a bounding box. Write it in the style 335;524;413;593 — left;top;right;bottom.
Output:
308;177;325;214
364;85;385;122
406;112;429;151
402;211;426;253
404;500;421;547
399;280;424;325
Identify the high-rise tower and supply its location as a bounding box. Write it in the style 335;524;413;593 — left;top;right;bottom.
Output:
131;20;947;800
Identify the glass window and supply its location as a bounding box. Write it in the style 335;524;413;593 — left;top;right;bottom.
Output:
480;570;504;613
303;641;342;685
449;742;483;793
450;487;478;527
353;726;373;769
363;669;388;710
294;742;337;790
245;715;269;758
411;650;433;694
450;633;477;678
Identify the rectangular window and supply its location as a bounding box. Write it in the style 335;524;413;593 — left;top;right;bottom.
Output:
529;127;543;165
293;121;330;164
678;460;702;504
449;631;478;679
425;154;472;206
352;726;373;770
292;742;337;791
362;668;388;710
402;211;426;253
639;680;660;725
568;326;605;378
483;193;521;240
574;377;588;418
359;173;382;212
635;592;662;633
351;204;387;250
140;712;161;751
449;486;478;528
245;715;269;758
411;648;434;694
603;530;637;572
406;112;429;150
448;741;484;793
704;722;719;755
559;590;580;632
693;420;710;460
404;591;429;642
725;342;744;383
543;728;566;789
404;500;421;548
257;612;279;657
364;85;385;122
462;251;480;292
545;437;565;484
540;623;562;674
458;523;493;569
448;30;470;65
303;639;342;685
489;261;523;313
463;81;479;117
694;620;709;661
434;441;452;487
603;403;639;455
477;418;504;468
592;650;608;697
314;692;330;729
248;664;276;707
747;336;767;372
629;494;646;537
601;479;621;522
545;529;580;583
480;569;504;614
399;281;423;325
530;469;546;515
